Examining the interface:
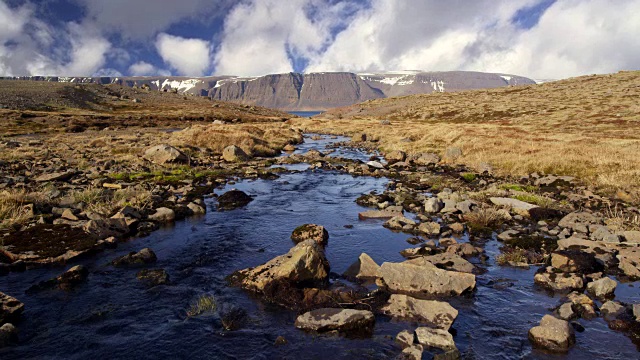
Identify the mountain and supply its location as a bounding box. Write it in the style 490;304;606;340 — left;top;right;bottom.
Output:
1;71;535;110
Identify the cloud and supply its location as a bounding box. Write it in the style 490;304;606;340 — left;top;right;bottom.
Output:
76;0;236;39
128;61;171;76
155;33;211;76
213;0;364;76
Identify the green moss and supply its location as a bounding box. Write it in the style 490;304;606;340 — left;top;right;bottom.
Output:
499;183;538;192
461;173;477;183
513;193;554;207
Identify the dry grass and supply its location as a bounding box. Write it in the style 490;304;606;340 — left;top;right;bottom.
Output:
292;71;640;202
0;188;50;229
605;204;640;231
186;294;217;317
173;123;303;156
69;186;152;216
464;207;510;229
496;248;528;265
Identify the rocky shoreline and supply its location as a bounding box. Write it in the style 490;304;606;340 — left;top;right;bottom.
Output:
1;131;640;357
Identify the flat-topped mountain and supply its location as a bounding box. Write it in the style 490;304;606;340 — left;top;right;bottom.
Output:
1;71;535;110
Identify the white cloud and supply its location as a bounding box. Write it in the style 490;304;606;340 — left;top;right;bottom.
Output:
155;33;211;76
93;68;123;77
128;61;171;76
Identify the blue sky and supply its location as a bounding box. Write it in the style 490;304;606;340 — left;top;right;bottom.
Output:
0;0;638;78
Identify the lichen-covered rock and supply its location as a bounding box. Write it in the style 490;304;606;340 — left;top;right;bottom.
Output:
291;224;329;247
380;294;458;330
528;315;575;352
294;308;374;335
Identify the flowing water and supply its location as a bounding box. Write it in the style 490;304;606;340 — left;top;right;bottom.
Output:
1;135;638;359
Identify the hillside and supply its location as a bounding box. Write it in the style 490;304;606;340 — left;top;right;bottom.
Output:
293;71;640;200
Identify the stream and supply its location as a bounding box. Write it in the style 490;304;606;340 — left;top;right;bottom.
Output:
1;135;639;359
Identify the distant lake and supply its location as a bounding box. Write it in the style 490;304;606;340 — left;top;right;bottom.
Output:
288;111;324;118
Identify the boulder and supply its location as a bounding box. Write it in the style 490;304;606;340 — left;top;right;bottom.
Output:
380;294;458;330
54;265;88;290
399;345;424;360
378;261;476;298
418;222;441;236
187;202;206;215
415;327;456;351
558;212;602;234
137;269;170;286
83;218;129;238
148;207;176;223
294;308;374;335
534;269;584;293
600;301;625;320
556;302;575;320
223;145;250;162
291;224;329;247
424;198;443;213
413;153;440;166
586;277;617;299
217;190;253;210
231;240;329;293
144;144;188;164
0;292;24;325
111;248;157;267
565;292;597;319
343;253;380;281
385;150;407;164
550;250;603;274
528;315;575;352
0;323;17;347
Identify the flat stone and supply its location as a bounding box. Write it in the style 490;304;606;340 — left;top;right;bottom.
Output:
558;212;602;234
295;308;375;335
421;253;475;273
534;271;584;292
359;209;402;220
34;171;76;182
379;261;476;299
489;197;538;211
415;327;456;351
380;294;458;330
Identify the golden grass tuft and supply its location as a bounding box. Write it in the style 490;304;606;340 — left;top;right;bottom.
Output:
186;294;217;317
69;186;152;216
0;188;49;229
496;248;528;265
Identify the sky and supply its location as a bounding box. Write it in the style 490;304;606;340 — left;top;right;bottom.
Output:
0;0;638;79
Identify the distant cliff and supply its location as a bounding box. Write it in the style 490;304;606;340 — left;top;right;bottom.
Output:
1;71;536;110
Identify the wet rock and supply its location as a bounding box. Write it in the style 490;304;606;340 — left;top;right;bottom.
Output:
396;329;415;349
274;336;287;346
303;149;325;159
343;253;380;281
550;250;602;274
385;150;407;164
617;247;640;279
558;212;602;234
148;207;176;223
50;265;89;290
112;248;157;267
0;292;24;325
35;170;76;183
0;323;18;347
220;305;248;331
384;216;416;231
448;223;464;233
399;345;423;360
291;224;329;247
418;222;441;236
439;238;457;247
556;302;576;320
565;292;597;319
83;218;129;239
528;315;575;352
294;308;374;335
217;190;253;210
420;253;475;273
223;145;250;162
601;301;625;320
586;277;617;299
415;327;456;351
359;209;402;220
534;269;584;293
380;294;458;330
230;240;329;293
446;243;482;258
137;269;170;286
378;261;476;298
187;202;206;215
144;144;188;165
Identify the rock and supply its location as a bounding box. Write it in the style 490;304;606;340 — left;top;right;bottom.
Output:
378;261;476;298
223;145;250;162
291;224;329;247
565;292;597;319
424;198;443;213
274;335;287;346
380;294;458;330
396;329;415;349
590;226;620;243
137;269;170;286
617;247;640;279
623;231;640;243
61;208;79;221
586;277;617;299
343;253;380;281
455;200;475;214
558;212;602;234
535;175;575;188
600;301;625;320
498;230;519;242
230;240;329;293
83;218;129;238
359;209;402;220
556;302;575;320
148;207;176;223
489;197;538;211
352;133;367;142
384;216;416;231
440;199;458;214
399;345;423;360
0;292;24;325
0;323;18;347
449;223;464;233
534;270;584;292
446;243;481;258
111;248;157;266
439;238;457;247
551;250;603;274
366;161;385;169
283;144;296;152
303;149;324;159
34;171;76;182
634;304;640;321
217;190;253;210
415;327;456;351
294;308;375;335
443;147;462;162
187;202;206;215
56;265;89;290
421;253;475;273
413;153;440;166
144;144;188;164
528;315;575;352
385;150;407;164
418;222;441;236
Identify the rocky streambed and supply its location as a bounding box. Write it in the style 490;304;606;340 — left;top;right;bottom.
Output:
1;134;640;359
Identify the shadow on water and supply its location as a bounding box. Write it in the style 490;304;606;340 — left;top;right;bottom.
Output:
0;134;638;359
